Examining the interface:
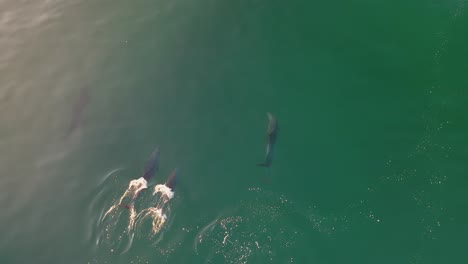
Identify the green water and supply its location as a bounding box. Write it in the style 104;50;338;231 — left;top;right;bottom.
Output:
1;0;467;263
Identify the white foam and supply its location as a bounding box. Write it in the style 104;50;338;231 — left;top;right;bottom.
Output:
103;179;174;237
148;207;167;234
128;177;148;195
153;184;174;200
103;177;148;220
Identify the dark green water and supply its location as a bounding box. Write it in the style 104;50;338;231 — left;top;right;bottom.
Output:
1;0;467;263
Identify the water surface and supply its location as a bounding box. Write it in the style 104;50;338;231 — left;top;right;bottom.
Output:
0;0;467;263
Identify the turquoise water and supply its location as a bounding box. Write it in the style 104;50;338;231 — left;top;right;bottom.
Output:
1;0;467;263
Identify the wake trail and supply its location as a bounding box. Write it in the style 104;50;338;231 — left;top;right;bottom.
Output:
135;184;174;235
103;177;148;230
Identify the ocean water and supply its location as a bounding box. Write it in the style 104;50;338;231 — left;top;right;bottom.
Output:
1;0;467;263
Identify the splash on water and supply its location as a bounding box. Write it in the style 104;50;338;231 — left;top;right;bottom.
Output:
135;184;174;235
153;184;174;200
103;177;148;230
194;189;319;263
137;207;167;235
98;180;175;253
95;170;176;264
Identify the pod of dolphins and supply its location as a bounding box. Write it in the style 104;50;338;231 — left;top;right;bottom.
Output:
118;112;277;207
117;147;177;210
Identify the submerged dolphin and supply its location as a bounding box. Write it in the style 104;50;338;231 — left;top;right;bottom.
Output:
257;112;278;167
165;168;178;190
66;89;90;137
142;147;160;181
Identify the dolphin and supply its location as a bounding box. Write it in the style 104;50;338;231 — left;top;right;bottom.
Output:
152;168;178;202
118;147;160;209
257;112;278;167
66;89;90;137
142;147;160;181
165;168;178;190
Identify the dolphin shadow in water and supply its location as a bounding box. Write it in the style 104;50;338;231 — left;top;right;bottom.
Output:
258;112;278;167
65;88;91;138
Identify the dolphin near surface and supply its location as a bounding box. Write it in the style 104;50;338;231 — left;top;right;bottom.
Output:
142;147;160;181
257;112;278;167
117;147;160;210
165;168;178;190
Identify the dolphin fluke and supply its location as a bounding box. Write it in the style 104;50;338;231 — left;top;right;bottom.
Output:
165;168;178;190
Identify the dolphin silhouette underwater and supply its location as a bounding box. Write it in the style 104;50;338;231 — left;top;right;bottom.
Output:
66;89;90;137
258;112;278;167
